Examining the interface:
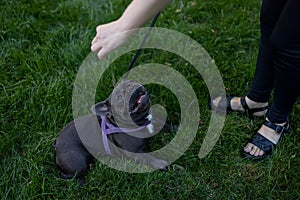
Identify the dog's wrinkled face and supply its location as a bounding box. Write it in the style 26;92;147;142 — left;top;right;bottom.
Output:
109;80;150;126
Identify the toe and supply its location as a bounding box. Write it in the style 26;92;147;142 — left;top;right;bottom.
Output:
244;143;265;157
243;143;252;152
249;145;257;155
258;149;265;156
254;147;261;157
211;97;222;107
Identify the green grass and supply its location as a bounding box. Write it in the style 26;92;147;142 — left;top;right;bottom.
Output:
1;0;300;199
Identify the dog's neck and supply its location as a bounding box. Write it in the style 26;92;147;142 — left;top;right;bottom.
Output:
106;112;150;128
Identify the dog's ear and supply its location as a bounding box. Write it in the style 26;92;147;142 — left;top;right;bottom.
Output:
91;99;111;116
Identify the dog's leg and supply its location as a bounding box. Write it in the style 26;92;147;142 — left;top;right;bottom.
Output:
122;151;168;170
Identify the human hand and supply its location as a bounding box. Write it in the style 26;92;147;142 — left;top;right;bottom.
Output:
91;0;171;60
91;20;130;60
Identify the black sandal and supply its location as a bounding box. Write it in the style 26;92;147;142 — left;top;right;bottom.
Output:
209;95;269;118
241;119;290;160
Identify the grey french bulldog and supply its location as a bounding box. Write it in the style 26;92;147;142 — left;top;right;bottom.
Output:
53;80;172;184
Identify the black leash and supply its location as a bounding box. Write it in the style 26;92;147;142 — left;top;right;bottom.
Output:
123;12;160;80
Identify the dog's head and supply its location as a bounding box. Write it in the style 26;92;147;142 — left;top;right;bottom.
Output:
92;80;150;127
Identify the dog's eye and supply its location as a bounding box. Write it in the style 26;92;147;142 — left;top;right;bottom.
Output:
117;95;122;101
127;86;134;93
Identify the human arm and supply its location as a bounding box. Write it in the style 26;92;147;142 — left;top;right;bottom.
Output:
91;0;172;60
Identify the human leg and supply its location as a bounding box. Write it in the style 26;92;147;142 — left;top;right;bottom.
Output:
243;0;300;159
209;0;284;116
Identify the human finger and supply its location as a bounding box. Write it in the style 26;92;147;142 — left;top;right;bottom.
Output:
91;40;104;52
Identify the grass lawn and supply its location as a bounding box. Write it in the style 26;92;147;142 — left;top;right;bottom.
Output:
1;0;300;199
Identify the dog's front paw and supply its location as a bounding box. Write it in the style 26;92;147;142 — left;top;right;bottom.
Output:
151;159;168;171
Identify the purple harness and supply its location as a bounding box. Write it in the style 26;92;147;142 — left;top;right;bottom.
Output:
100;115;150;155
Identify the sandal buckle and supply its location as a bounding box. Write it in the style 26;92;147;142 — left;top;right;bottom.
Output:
275;125;286;134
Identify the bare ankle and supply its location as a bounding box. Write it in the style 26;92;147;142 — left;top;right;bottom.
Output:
245;96;268;109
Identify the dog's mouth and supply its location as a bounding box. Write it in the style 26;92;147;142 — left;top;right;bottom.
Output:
130;92;150;114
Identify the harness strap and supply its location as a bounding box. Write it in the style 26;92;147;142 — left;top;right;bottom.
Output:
100;115;150;155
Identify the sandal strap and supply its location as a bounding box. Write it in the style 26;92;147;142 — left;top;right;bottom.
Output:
209;95;234;113
240;96;268;117
240;96;250;110
225;95;234;111
263;120;289;135
250;132;275;153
